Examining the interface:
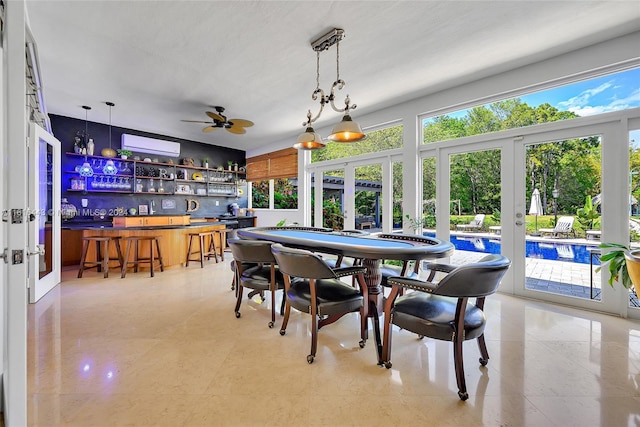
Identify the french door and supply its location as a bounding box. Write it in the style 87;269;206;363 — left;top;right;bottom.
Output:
28;123;61;303
513;121;623;314
431;110;640;316
312;159;393;232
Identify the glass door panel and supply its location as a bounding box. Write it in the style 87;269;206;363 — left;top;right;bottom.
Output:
392;160;403;231
628;128;640;310
355;163;382;231
449;148;501;237
29;123;61;303
522;135;602;303
421;157;437;232
321;169;345;230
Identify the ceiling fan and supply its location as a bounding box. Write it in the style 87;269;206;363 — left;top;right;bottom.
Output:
182;106;254;134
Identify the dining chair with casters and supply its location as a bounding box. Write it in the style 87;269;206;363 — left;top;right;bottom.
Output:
381;254;511;401
227;239;285;328
270;243;369;364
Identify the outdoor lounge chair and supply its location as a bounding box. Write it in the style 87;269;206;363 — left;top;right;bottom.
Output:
539;216;576;238
456;214;485;231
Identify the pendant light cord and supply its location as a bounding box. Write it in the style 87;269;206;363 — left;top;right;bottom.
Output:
106;101;115;149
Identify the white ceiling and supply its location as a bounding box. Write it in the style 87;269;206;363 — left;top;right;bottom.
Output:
25;1;640;153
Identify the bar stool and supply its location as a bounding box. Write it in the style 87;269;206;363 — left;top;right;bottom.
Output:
213;228;233;262
186;232;218;267
121;236;164;278
78;236;124;278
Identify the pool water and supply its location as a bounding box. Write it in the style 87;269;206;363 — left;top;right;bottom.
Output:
425;234;599;265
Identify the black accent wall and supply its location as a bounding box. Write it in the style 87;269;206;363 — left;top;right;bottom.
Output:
54;114;248;221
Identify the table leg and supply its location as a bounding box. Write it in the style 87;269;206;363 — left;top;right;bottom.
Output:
362;258;384;364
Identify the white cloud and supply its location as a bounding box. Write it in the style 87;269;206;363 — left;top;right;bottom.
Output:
557;80;614;110
562;87;640;117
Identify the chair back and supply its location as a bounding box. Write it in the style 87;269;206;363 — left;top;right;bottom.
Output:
228;238;276;263
434;254;510;298
472;214;485;227
271;244;337;280
554;216;574;232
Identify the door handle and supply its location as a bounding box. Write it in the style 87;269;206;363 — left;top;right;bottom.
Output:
27;245;45;257
515;221;523;226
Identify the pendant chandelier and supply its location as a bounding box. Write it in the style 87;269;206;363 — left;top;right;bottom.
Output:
102;101;118;175
294;28;365;150
78;105;94;177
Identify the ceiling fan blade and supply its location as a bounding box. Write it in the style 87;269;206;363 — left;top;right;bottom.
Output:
229;119;254;128
226;126;246;135
182;119;212;123
206;111;225;122
203;126;219;133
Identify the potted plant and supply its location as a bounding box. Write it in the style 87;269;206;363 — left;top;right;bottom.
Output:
227;160;233;171
202;158;209;168
117;149;132;159
597;243;640;298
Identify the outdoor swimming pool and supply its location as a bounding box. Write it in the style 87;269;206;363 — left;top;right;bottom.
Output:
425;234;599;265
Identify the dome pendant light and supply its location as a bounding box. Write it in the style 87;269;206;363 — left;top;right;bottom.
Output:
78;105;94;177
294;112;325;150
101;101;117;158
327;96;365;142
295;28;365;150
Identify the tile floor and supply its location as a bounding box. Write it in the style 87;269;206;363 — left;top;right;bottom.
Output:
28;258;640;426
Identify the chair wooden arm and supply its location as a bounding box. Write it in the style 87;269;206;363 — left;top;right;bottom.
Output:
332;266;367;278
387;276;439;293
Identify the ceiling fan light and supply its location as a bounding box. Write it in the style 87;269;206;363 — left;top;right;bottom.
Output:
294;127;325;150
328;114;365;142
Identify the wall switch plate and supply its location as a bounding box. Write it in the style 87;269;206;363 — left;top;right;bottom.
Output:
215;201;219;206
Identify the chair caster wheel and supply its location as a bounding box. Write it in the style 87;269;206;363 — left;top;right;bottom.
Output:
359;340;366;348
307;355;314;364
279;330;286;336
268;321;274;328
235;312;241;318
479;357;488;366
458;391;469;401
383;361;392;369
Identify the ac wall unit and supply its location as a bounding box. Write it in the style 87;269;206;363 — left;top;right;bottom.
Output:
121;134;181;157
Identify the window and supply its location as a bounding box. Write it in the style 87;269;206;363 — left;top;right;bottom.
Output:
423;67;640;143
248;148;298;210
311;123;403;162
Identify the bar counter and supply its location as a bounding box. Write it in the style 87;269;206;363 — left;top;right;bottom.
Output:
62;218;238;269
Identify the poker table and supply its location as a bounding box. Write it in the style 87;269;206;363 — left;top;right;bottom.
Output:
237;227;454;363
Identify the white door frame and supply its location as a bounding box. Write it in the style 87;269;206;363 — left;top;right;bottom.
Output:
4;0;29;424
28;122;61;303
424;108;640;316
309;153;398;232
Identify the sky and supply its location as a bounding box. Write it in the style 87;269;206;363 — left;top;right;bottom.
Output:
521;67;640;147
521;67;640;117
427;67;640;145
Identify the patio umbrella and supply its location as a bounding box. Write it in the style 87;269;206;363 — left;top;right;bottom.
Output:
529;188;543;235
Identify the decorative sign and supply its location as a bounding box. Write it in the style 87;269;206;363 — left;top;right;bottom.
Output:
161;199;176;209
138;204;149;215
186;199;200;213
